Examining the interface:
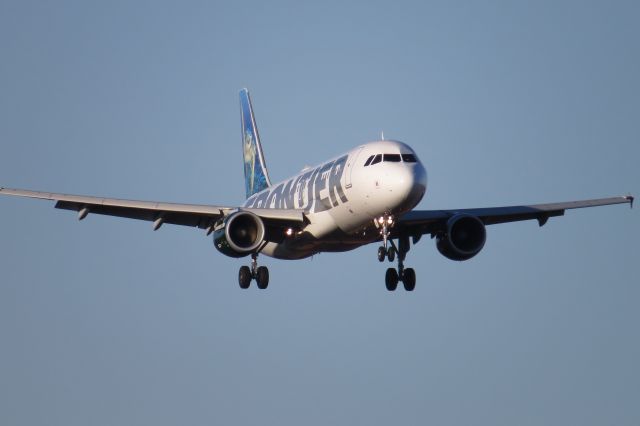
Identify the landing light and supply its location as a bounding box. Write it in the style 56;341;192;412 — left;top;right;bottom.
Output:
286;228;294;236
387;217;394;225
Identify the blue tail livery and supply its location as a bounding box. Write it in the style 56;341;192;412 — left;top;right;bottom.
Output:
240;88;271;199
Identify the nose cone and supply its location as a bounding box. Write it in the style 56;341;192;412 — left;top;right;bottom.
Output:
406;161;428;208
413;161;428;198
386;162;427;212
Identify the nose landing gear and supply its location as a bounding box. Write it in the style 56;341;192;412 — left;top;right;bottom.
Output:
238;253;269;289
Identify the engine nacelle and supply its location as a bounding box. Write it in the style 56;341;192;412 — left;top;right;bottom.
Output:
436;214;486;261
213;211;265;258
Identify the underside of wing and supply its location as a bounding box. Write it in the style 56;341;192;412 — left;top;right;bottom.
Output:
0;187;306;233
398;196;634;237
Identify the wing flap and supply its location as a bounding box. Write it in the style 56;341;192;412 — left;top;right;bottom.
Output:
53;200;219;228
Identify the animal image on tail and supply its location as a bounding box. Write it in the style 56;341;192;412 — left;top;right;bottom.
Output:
240;89;271;198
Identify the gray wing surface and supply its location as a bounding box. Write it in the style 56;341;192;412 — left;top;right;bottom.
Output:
0;187;305;231
397;196;633;237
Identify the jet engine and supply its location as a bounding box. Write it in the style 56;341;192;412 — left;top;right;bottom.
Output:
436;214;486;261
213;211;266;258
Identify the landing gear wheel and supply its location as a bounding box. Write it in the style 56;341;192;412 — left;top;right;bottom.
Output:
239;266;251;289
387;247;396;262
256;266;269;289
378;246;387;262
402;268;416;291
385;268;399;291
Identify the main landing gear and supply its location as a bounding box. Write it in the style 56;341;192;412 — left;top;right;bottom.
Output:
238;253;269;289
377;215;416;292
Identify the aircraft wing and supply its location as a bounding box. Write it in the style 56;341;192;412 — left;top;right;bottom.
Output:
0;187;305;232
397;196;634;237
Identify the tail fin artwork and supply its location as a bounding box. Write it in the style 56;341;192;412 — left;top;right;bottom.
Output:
240;89;271;199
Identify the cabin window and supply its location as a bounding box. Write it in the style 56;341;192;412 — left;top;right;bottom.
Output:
383;154;401;162
402;154;417;163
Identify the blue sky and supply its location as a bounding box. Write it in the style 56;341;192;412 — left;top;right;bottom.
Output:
0;1;638;425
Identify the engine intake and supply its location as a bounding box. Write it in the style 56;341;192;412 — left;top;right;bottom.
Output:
436;214;486;261
213;211;265;258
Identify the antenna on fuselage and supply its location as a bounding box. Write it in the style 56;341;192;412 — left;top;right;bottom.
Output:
381;130;385;140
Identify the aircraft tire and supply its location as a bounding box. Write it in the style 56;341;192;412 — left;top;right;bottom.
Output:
239;266;252;289
402;268;416;291
256;266;269;289
385;268;398;291
378;246;386;262
387;247;396;262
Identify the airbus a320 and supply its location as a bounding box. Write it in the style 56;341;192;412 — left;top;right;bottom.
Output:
0;89;633;291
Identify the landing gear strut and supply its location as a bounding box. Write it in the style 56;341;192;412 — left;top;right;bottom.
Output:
238;253;269;289
377;214;393;261
377;215;416;292
383;240;416;291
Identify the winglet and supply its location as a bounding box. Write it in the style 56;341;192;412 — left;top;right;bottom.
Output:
627;195;634;209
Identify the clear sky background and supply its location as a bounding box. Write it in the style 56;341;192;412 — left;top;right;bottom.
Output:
0;1;638;425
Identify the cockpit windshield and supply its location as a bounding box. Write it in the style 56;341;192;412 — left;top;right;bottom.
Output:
364;153;417;166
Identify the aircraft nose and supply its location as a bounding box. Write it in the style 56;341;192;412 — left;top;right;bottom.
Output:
414;161;428;195
386;162;427;210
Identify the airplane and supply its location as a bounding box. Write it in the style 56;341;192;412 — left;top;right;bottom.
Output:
0;89;633;291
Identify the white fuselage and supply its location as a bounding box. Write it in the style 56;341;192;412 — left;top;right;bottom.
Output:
243;140;428;259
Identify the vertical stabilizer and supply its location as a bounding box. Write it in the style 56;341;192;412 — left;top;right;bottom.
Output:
240;89;271;199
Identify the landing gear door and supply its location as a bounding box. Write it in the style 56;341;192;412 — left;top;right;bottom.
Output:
345;147;364;189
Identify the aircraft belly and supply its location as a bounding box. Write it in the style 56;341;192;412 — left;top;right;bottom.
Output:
262;230;378;260
262;206;378;260
304;210;339;238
